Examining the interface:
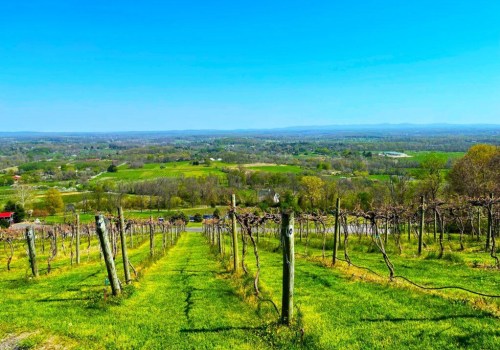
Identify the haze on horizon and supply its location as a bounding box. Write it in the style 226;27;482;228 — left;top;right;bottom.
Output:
0;1;499;132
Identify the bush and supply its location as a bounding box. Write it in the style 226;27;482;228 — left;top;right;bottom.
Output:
0;219;10;228
193;213;203;222
107;164;118;173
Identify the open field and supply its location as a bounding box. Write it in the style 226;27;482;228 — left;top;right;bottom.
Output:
92;162;229;182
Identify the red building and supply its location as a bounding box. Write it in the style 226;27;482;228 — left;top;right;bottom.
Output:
0;212;15;223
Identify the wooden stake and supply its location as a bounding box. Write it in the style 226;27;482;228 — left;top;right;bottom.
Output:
118;207;131;284
231;194;239;273
75;214;80;265
281;210;295;325
25;226;38;277
418;196;425;256
95;215;121;296
332;197;340;265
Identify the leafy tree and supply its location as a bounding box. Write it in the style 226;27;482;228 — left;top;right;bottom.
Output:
193;213;203;222
299;176;324;209
44;188;64;215
107;164;118;173
448;144;499;197
4;200;26;223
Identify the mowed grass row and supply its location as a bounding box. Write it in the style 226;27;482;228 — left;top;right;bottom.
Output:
277;232;500;299
0;233;276;349
213;230;500;349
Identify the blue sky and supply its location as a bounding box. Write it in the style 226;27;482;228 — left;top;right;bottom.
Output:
0;1;499;131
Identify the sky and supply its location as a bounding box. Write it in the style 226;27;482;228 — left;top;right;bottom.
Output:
0;1;499;132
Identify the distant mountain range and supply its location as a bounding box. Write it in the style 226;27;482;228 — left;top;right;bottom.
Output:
0;123;499;138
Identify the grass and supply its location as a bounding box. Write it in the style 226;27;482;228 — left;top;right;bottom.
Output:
245;164;303;174
213;227;500;349
92;162;228;182
1;221;499;349
0;233;277;349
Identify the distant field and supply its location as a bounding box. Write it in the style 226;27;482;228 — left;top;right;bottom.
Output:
244;164;303;174
93;162;228;182
404;151;465;164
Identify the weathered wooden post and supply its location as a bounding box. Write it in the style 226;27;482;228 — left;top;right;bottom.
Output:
149;216;154;258
231;194;239;273
477;207;481;240
118;207;131;284
95;215;121;296
332;197;340;265
281;210;295;325
384;217;389;245
486;193;493;251
25;226;38;277
75;214;80;265
418;196;425;256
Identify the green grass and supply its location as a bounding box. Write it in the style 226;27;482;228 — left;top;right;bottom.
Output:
0;233;278;349
2;224;499;349
245;165;303;174
213;227;499;349
93;161;229;182
404;151;465;164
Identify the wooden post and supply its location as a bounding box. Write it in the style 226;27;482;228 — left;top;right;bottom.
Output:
433;209;437;241
75;214;80;265
384;217;388;245
25;226;38;277
418;196;425;256
407;218;411;241
95;215;121;296
118;207;131;284
149;216;154;258
486;193;493;251
231;194;239;273
332;197;340;265
477;207;481;239
281;210;295;325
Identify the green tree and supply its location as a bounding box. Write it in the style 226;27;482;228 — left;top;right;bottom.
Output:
4;200;26;223
44;188;64;215
448;144;499;197
299;176;324;209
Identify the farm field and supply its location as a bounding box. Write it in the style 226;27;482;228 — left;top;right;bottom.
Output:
92;162;229;182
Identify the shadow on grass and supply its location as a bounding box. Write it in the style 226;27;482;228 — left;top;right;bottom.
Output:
180;325;266;333
362;314;492;322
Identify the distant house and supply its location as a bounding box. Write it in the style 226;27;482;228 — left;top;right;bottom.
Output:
0;212;15;223
378;151;410;158
258;189;279;203
12;175;21;182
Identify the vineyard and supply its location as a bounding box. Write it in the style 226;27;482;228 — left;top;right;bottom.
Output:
0;194;499;349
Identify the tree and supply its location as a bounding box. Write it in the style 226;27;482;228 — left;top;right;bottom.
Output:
44;188;64;215
418;154;446;201
15;184;35;209
299;176;324;209
448;144;499;197
107;164;118;173
4;200;26;223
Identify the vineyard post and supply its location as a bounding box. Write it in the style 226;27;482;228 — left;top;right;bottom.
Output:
477;207;481;240
75;214;80;265
231;194;239;273
118;207;131;284
149;216;154;258
433;209;437;241
332;197;340;265
25;226;38;277
281;209;295;325
418;196;425;255
486;192;493;251
95;215;121;296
